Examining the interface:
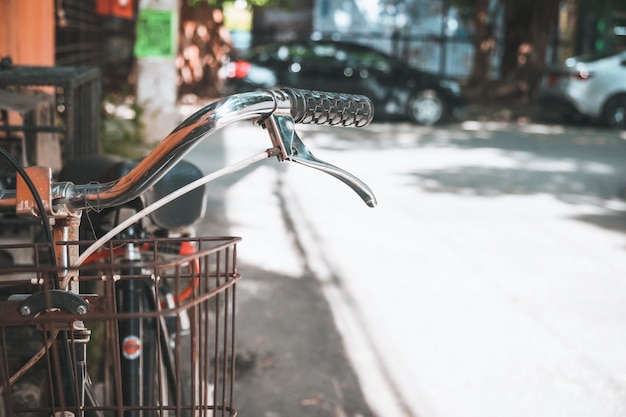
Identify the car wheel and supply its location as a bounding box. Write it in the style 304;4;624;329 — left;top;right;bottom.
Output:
603;95;626;129
408;90;445;125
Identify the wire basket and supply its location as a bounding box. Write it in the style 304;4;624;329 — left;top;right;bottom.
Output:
0;236;241;417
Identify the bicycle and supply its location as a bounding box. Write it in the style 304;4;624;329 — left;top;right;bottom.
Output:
0;88;376;417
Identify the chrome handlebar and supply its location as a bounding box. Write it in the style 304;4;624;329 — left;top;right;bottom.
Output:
0;88;377;216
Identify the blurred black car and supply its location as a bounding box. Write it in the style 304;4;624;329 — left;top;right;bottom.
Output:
223;40;467;125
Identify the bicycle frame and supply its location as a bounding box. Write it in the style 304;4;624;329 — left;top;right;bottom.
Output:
0;88;376;417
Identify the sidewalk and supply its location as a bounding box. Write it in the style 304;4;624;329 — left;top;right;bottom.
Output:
464;99;541;124
186;128;377;417
234;265;376;417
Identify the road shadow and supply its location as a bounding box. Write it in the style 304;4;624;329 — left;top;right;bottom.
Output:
234;264;375;417
304;121;626;234
411;125;626;233
188;129;376;417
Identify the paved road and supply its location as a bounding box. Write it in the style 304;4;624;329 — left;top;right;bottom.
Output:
188;116;626;417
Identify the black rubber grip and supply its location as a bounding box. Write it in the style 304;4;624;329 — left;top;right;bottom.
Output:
280;88;374;127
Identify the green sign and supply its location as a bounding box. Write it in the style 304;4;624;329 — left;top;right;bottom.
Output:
134;9;176;58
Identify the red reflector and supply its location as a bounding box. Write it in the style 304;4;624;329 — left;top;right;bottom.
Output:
547;74;559;86
122;336;141;360
228;61;251;79
574;70;591;80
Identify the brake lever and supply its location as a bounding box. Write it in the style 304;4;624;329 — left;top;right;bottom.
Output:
261;113;377;208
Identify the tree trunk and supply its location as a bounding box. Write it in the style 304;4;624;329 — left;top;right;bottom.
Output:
526;0;560;97
467;0;495;95
495;0;560;102
177;2;232;99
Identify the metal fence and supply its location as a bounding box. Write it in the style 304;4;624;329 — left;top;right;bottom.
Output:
251;30;490;79
323;32;477;79
55;0;103;67
252;30;575;80
0;66;102;165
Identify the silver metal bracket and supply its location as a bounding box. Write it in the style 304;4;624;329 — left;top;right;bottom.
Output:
15;166;75;219
261;113;377;207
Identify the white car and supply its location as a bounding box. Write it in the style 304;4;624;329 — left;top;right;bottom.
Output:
538;50;626;128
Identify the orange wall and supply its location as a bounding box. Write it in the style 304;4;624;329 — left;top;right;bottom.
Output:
0;0;55;66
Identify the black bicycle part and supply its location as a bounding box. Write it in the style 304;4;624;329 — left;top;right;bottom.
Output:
141;277;192;416
0;146;58;281
49;325;102;417
116;256;189;417
117;258;155;417
17;290;89;316
143;159;206;230
59;156;206;237
280;88;374;127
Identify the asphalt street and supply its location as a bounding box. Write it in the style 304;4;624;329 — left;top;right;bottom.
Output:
184;110;626;417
